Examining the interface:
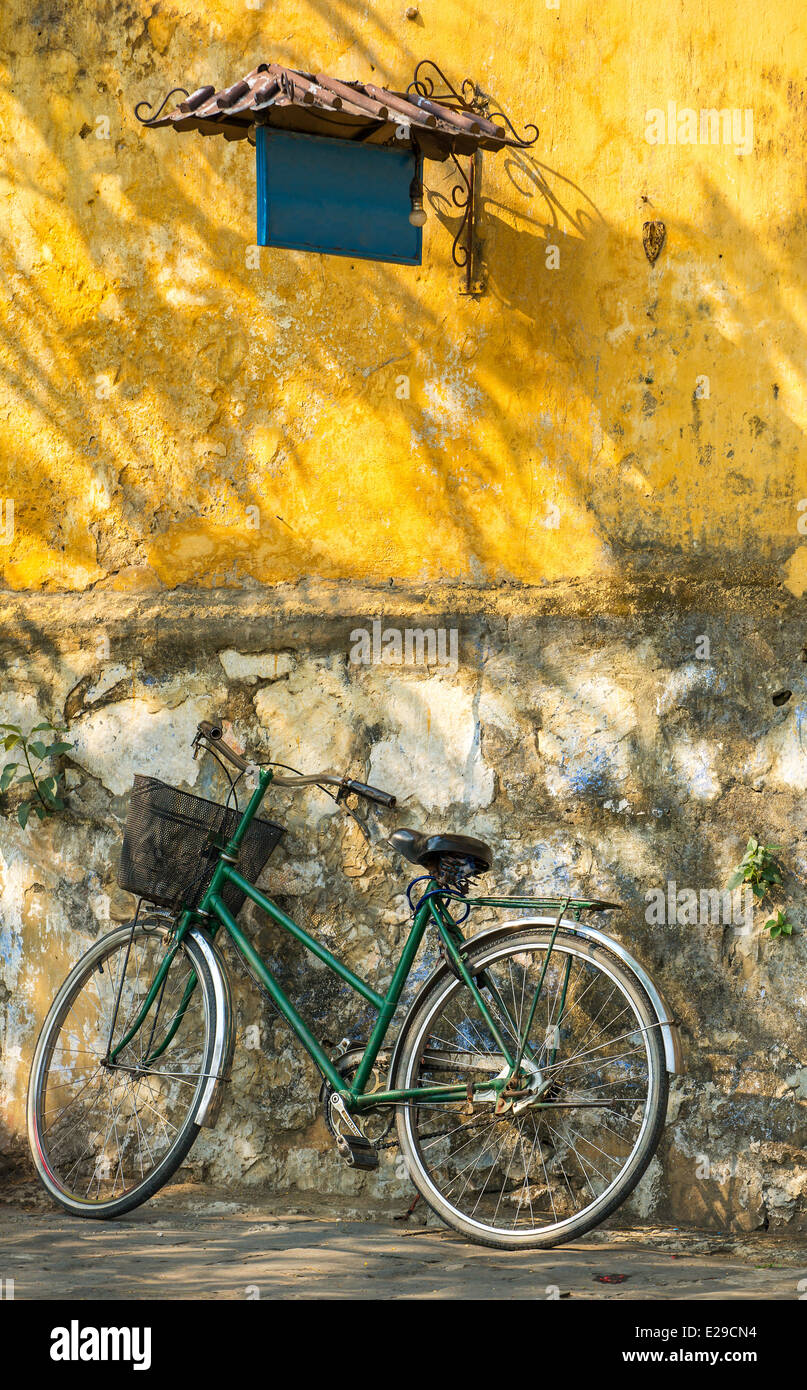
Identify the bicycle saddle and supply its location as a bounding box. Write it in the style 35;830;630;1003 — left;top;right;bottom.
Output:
388;826;493;874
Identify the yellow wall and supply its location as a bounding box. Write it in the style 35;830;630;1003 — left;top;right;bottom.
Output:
2;0;806;592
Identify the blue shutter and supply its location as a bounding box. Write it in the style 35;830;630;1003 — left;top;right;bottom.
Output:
256;126;423;265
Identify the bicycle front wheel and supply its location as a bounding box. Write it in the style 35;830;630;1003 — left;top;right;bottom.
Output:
28;918;218;1218
394;928;668;1249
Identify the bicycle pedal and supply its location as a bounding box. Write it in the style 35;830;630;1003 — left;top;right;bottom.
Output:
335;1132;379;1171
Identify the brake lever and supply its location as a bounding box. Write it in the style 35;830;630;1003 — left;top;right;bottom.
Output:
340;798;371;842
329;774;371;841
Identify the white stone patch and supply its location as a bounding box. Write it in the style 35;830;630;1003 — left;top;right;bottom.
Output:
669;738;722;800
606;303;634;344
0;691;41;732
254;665;357;773
765;1173;807;1214
218;650;294;684
2;650;99;714
411;359;483;451
785;1067;807;1100
656;661;719;715
258;287;294;330
496;832;587;895
0;848;27;990
0;1040;22;1117
267;858;325;896
536;673;638;799
743;703;807;791
155;251;210;309
70;696;209;796
88;891;111;926
477;682;523;741
626;1153;663;1218
365;674;494;813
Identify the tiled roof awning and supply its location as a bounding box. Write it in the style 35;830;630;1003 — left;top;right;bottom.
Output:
139;63;518;163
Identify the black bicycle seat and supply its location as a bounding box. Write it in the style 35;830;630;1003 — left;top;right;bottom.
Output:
388;826;493;873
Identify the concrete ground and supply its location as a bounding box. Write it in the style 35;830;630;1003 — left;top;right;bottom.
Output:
1;1181;805;1300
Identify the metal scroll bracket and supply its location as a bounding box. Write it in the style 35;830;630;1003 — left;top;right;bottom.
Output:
406;60;539;297
134;88;189;125
448;149;483;296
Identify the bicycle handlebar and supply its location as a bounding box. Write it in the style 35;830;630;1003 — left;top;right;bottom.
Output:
195;720;251;773
194;721;397;808
340;778;397;808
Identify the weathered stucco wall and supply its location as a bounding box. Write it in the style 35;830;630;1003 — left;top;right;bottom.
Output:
1;1;807;1228
2;1;807;592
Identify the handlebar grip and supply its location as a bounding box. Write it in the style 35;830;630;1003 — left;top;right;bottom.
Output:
343;779;397;808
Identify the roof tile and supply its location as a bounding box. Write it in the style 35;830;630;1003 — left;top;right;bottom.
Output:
142;62;513;160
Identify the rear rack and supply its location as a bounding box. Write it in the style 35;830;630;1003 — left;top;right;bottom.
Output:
463;896;622;922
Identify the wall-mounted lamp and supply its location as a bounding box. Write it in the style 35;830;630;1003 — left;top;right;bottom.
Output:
409;173;427;227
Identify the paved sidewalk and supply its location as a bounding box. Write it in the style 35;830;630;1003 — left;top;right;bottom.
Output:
1;1187;805;1300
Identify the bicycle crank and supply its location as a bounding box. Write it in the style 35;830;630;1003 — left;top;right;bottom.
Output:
320;1043;395;1147
328;1093;379;1171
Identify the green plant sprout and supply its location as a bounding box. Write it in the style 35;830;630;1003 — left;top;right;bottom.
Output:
727;837;795;940
764;909;794;940
0;722;74;829
727;837;782;897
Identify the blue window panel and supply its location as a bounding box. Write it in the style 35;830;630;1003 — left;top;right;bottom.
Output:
256;126;422;265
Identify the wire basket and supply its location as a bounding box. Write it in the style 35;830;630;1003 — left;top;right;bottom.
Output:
117;775;284;916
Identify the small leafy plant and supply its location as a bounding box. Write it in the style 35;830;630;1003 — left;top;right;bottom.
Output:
0;721;73;829
727;837;783;898
764;909;794;940
727;837;795;940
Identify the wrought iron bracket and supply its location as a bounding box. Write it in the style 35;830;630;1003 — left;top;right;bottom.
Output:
407;59;489;116
447;151;483;296
406;60;538;297
134;88;189;125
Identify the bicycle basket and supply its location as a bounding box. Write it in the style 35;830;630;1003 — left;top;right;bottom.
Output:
117;775;284;916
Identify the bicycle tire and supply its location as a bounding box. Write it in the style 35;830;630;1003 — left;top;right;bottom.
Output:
393;927;668;1249
27;920;218;1219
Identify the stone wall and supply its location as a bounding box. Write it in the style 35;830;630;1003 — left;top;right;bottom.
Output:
1;581;806;1229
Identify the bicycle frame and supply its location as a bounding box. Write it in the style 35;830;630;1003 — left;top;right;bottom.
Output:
110;767;574;1110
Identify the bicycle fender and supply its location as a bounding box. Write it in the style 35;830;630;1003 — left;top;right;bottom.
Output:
387;918;683;1086
188;927;235;1127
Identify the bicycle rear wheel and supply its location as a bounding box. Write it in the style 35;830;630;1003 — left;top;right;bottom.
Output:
394;927;668;1249
27;918;217;1218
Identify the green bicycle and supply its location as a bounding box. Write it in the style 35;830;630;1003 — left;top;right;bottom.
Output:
28;719;682;1249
